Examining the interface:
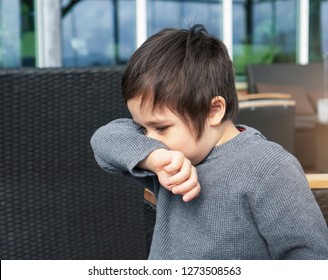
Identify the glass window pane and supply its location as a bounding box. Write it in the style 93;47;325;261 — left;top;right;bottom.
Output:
118;0;136;63
61;0;136;67
147;0;222;38
233;0;297;76
0;0;36;67
309;0;328;62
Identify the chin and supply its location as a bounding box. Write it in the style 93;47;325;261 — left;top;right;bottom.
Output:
191;156;205;166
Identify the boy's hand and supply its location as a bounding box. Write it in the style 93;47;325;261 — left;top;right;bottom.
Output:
140;149;201;202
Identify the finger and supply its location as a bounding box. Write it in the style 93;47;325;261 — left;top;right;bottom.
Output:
167;159;192;186
163;152;184;174
182;183;201;202
157;170;174;190
155;149;173;169
172;166;198;194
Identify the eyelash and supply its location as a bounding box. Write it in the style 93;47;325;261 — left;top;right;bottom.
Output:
138;125;169;134
155;126;168;132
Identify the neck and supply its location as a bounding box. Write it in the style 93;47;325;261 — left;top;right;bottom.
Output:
192;119;240;165
214;120;240;147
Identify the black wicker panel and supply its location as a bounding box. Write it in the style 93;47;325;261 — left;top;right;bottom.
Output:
143;200;156;257
0;67;147;259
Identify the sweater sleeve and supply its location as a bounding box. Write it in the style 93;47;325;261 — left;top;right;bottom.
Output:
90;118;167;184
252;155;328;260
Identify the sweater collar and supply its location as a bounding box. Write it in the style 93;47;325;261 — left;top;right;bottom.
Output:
204;125;264;161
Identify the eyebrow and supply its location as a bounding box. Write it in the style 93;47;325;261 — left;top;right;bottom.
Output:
133;119;169;127
144;121;170;127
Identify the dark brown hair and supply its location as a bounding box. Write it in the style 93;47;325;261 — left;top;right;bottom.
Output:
121;24;238;140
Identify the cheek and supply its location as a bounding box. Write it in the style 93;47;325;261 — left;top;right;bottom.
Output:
160;137;183;151
161;128;197;153
169;137;195;154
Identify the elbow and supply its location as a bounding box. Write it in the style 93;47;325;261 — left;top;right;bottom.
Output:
90;127;105;154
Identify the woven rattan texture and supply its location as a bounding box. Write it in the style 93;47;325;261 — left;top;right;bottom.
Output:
312;189;328;226
143;200;156;257
0;68;147;259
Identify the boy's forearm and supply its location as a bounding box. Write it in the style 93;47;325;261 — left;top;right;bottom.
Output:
91;119;201;202
139;148;201;202
90;118;166;176
138;148;168;173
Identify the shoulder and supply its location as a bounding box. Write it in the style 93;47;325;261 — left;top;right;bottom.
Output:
236;125;306;185
238;125;295;166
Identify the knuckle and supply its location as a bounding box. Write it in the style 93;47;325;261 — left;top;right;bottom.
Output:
180;169;189;179
189;177;198;186
172;163;181;171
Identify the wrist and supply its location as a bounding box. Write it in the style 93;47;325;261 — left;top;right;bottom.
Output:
138;148;168;173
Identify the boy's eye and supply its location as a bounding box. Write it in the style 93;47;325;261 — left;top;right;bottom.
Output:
155;126;168;132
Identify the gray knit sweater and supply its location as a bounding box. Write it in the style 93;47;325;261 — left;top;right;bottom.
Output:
91;118;328;260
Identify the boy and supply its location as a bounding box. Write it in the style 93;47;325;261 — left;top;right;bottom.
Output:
91;25;328;259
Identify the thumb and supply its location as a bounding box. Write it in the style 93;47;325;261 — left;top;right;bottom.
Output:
150;148;172;172
163;151;183;174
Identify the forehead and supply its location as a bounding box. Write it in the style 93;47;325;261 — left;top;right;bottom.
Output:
127;97;198;139
127;97;153;115
127;97;175;123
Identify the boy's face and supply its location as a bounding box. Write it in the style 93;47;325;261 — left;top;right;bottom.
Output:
127;97;215;165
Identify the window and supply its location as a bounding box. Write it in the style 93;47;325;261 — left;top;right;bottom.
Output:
309;0;328;62
61;0;136;67
233;0;297;76
147;0;222;38
0;0;36;67
4;0;326;73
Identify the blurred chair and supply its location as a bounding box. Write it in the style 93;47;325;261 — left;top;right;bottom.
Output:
246;63;324;94
246;63;324;170
0;67;149;259
236;94;296;154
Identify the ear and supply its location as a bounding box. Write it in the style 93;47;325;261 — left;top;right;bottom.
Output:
208;96;226;126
